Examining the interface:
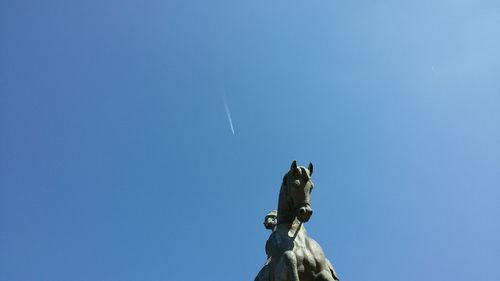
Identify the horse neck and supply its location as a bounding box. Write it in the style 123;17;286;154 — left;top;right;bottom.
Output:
275;219;306;236
277;183;295;225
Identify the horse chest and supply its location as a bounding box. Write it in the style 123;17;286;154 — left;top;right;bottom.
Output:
269;227;318;271
293;236;317;271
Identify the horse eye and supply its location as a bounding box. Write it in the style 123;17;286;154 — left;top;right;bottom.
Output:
293;180;301;186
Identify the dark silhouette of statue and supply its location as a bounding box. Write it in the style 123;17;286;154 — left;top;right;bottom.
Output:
255;161;340;281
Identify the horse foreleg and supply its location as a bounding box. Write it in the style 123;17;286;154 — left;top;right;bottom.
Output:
275;250;300;281
314;270;338;281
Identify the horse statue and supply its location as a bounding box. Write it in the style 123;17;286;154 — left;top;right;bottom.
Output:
255;161;340;281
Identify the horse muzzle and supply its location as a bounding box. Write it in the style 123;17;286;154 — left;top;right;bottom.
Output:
297;205;313;222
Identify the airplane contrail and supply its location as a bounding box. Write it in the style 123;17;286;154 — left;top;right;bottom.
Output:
223;96;235;136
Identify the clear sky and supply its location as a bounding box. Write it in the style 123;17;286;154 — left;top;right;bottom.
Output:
1;1;499;281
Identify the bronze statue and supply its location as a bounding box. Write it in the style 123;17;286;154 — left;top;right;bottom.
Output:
255;161;339;281
255;210;278;281
263;210;278;231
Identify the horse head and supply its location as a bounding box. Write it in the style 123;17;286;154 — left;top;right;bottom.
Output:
278;160;315;224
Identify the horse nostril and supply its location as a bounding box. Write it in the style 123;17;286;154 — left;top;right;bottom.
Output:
299;208;306;214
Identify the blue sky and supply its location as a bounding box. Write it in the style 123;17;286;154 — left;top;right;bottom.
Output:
1;1;499;280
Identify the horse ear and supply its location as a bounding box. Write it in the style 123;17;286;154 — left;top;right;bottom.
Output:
290;160;299;174
308;162;314;176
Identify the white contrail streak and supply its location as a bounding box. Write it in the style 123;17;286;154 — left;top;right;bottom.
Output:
223;97;235;136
